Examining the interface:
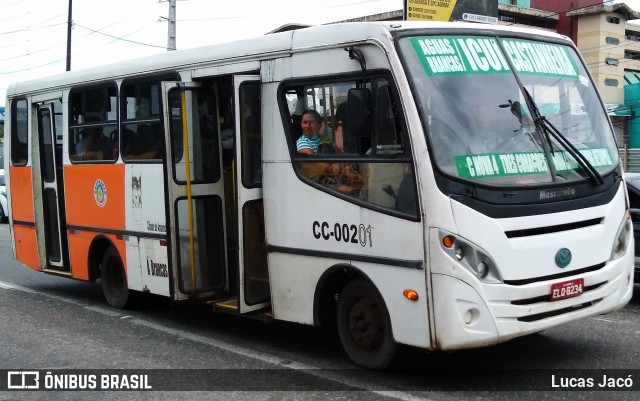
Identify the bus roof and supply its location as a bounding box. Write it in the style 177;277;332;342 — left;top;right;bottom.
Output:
5;21;571;99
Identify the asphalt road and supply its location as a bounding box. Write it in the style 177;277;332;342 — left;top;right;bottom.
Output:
0;223;639;400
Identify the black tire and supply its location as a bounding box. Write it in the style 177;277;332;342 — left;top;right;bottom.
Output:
337;278;396;369
0;206;5;224
101;246;133;309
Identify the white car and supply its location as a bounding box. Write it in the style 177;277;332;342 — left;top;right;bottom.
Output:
0;169;6;223
0;193;6;223
625;172;640;283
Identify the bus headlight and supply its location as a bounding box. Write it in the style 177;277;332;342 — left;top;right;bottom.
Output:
454;246;464;261
476;262;488;278
439;230;502;283
610;212;632;261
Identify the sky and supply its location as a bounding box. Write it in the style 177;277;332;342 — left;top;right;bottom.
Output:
0;0;402;105
0;0;639;106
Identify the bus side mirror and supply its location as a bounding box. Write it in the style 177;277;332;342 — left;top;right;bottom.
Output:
346;88;371;138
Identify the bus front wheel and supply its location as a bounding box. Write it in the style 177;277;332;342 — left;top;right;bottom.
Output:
101;247;132;309
337;278;396;369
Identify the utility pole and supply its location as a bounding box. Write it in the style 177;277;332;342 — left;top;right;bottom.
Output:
66;0;73;70
167;0;176;51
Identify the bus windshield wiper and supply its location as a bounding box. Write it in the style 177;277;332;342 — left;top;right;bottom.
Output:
538;115;604;185
521;87;604;186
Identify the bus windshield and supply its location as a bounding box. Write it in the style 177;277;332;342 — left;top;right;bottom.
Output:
398;35;618;186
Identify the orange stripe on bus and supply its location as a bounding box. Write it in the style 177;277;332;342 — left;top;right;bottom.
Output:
63;164;126;230
13;225;39;270
67;232;127;281
8;166;35;222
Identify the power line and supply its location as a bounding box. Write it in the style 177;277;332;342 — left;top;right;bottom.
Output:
579;36;640;55
0;21;67;36
0;1;59;25
587;55;640;68
73;22;165;49
0;19;163;77
0;39;68;63
0;15;156;64
0;57;63;76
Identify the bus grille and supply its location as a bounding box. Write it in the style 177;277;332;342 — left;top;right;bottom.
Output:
503;263;605;286
504;218;602;238
517;301;597;322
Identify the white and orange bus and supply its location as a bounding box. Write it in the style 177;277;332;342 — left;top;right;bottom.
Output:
4;21;634;369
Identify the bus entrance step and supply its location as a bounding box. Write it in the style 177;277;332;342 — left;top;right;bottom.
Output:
209;297;239;313
42;268;73;277
208;298;274;321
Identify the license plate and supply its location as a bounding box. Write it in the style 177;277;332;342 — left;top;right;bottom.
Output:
550;278;584;301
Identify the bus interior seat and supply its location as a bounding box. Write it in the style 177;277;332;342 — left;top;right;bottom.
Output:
291;114;303;142
362;84;404;207
375;84;397;149
79;150;102;161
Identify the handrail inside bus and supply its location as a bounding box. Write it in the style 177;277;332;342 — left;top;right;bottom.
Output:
180;88;197;289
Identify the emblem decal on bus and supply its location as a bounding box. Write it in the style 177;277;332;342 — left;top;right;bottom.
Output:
132;176;142;208
94;179;107;208
555;248;572;268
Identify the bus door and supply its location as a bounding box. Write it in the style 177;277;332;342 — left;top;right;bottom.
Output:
233;76;270;313
36;101;69;271
161;82;228;300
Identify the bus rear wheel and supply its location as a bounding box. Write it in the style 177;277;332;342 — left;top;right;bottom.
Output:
101;247;132;309
337;278;396;369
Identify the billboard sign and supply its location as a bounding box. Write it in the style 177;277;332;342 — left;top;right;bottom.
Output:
405;0;498;23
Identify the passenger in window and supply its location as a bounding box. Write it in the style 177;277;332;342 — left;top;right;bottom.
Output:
76;123;111;160
220;125;235;168
298;162;362;196
135;124;161;159
296;109;333;155
296;110;362;196
122;129;138;159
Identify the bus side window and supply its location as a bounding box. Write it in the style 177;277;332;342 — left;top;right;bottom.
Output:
374;84;400;152
282;77;418;218
121;79;170;163
11;99;29;166
123;123;163;160
68;85;118;163
240;81;262;187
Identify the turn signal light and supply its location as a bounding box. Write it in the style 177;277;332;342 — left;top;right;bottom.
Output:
442;235;454;248
403;289;419;301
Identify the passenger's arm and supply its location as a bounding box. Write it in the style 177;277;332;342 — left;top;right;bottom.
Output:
298;148;314;155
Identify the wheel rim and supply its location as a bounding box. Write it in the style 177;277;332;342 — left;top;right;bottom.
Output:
347;297;384;352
